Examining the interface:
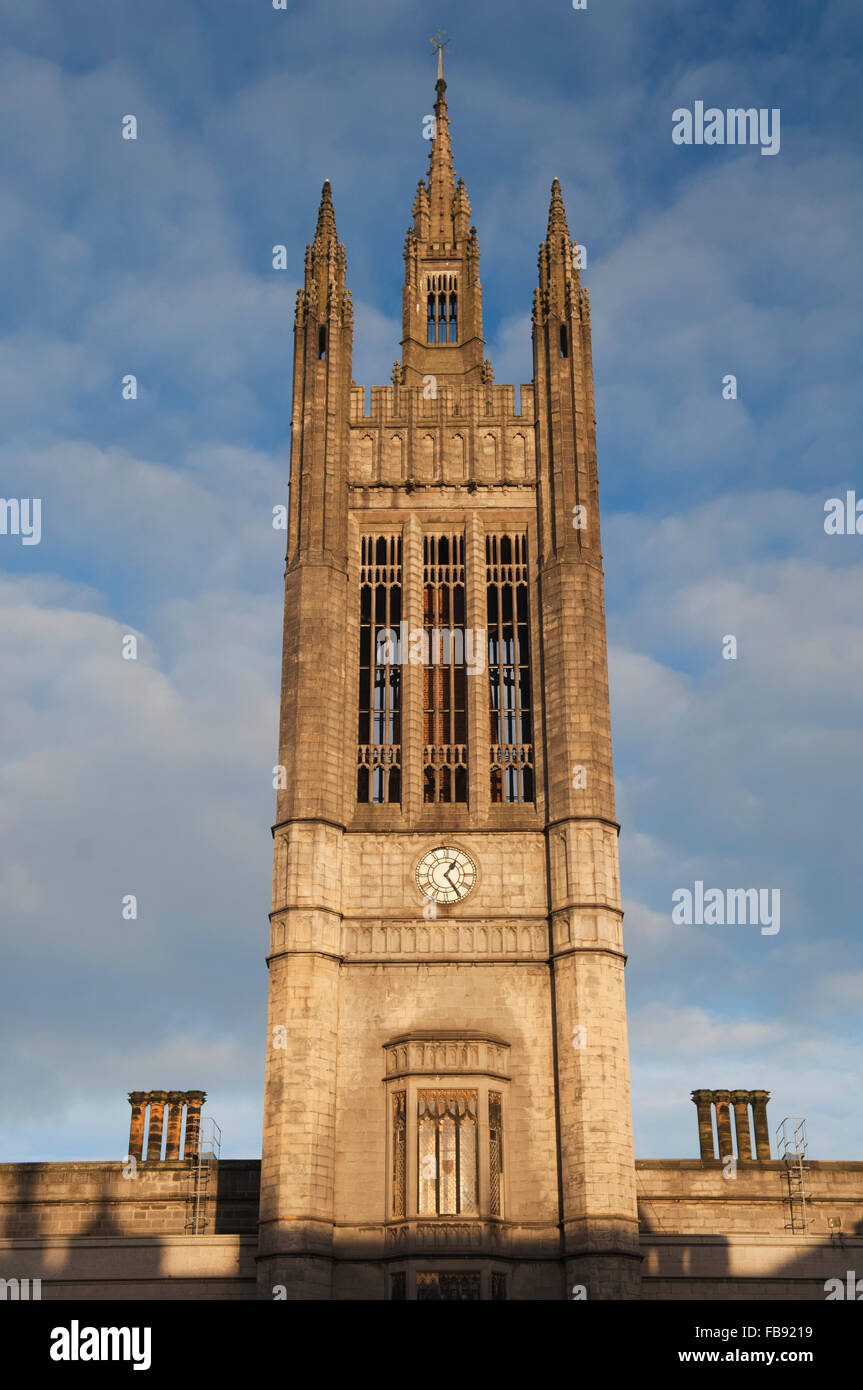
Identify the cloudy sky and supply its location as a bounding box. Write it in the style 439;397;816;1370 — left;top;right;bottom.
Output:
1;0;861;1163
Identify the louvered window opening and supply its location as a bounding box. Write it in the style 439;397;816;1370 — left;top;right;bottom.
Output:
423;534;467;803
426;273;458;343
487;534;534;803
357;534;402;803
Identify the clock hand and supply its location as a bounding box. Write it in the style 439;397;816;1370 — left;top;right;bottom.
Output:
443;859;460;890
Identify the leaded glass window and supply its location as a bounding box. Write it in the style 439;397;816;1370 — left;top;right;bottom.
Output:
392;1091;406;1217
489;1091;503;1217
417;1089;478;1216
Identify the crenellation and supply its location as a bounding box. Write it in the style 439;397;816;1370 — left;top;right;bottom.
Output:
347;387;537;488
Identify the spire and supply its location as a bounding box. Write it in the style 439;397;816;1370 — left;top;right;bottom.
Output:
547;177;570;240
400;35;485;386
315;178;337;244
427;33;456;241
296;180;349;328
535;177;580;324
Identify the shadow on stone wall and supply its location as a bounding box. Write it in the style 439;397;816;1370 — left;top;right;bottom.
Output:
637;1207;863;1300
4;1158;863;1300
0;1160;260;1300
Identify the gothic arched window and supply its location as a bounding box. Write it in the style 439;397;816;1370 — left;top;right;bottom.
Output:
385;1035;509;1224
425;275;458;344
357;533;402;803
423;532;467;803
487;533;534;803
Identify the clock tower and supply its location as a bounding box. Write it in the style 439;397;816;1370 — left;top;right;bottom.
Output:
257;46;641;1301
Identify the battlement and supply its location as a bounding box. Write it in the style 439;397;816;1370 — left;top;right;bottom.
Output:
348;383;536;487
350;382;535;426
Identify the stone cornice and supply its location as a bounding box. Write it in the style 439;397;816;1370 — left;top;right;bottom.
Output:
384;1034;510;1078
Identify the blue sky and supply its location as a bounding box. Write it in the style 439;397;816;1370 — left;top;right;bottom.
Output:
1;0;861;1162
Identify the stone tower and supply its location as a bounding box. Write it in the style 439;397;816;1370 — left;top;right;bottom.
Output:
256;51;641;1301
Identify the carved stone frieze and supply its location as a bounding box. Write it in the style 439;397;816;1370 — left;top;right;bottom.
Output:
343;919;546;959
384;1035;510;1078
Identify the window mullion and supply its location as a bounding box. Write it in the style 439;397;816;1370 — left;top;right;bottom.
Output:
435;1120;440;1216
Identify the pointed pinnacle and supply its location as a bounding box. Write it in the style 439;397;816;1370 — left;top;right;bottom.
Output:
547;177;570;239
315;179;337;242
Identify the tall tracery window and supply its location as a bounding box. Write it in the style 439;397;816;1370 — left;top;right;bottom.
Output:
426;274;458;344
386;1062;507;1225
423;534;467;803
487;534;534;804
417;1090;478;1217
392;1091;406;1217
357;534;402;803
489;1091;503;1217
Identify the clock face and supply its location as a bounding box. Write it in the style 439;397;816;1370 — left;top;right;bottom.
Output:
415;846;477;905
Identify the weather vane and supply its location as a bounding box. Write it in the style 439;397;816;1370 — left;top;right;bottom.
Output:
429;29;450;70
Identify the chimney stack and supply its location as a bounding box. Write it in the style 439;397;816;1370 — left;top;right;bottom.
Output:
127;1090;208;1161
691;1088;771;1161
184;1091;206;1161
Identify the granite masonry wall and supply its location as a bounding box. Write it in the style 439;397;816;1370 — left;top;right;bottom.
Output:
3;1156;862;1299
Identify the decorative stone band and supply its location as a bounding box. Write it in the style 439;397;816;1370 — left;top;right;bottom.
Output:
691;1088;771;1162
344;920;547;960
357;743;400;770
384;1034;510;1079
383;1220;558;1256
387;1221;492;1251
490;743;533;771
127;1089;207;1162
